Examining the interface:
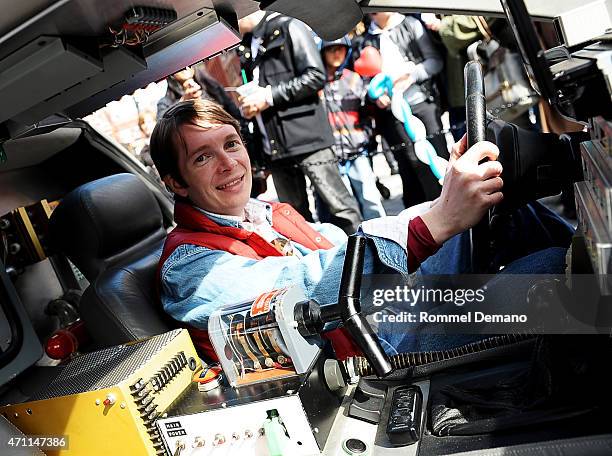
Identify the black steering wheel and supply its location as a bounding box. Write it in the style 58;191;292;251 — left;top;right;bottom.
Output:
464;61;493;273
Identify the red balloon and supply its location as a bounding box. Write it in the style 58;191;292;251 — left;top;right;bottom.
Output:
354;46;382;78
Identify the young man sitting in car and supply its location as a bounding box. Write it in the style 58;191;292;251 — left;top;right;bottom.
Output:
149;99;571;359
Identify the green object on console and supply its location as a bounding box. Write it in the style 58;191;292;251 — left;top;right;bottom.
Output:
264;409;289;456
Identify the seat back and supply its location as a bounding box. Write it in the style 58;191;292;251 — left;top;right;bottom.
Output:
49;173;172;346
81;245;173;345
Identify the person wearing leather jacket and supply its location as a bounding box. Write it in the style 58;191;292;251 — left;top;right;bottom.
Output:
237;11;362;234
156;65;242;121
359;12;448;208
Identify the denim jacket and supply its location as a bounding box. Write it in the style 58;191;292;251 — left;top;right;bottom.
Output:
158;202;430;332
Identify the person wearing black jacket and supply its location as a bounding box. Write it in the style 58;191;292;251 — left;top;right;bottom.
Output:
237;11;362;233
156;65;241;120
360;12;448;208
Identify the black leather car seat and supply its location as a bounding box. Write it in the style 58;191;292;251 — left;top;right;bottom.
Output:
48;173;173;347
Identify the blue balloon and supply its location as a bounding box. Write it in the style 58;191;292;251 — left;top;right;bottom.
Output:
368;73;393;100
367;73;446;182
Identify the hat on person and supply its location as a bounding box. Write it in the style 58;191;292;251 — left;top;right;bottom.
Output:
319;35;352;76
319;36;352;51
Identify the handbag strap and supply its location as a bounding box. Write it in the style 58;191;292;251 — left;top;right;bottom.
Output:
472;16;506;73
473;16;493;43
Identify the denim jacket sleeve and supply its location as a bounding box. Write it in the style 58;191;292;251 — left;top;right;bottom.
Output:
159;223;412;330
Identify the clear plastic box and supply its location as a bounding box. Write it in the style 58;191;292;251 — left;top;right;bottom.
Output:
208;287;321;387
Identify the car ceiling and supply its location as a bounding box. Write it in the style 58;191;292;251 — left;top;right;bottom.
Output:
0;0;609;142
362;0;612;21
0;0;260;139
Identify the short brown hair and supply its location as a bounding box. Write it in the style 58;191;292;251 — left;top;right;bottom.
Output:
150;99;242;185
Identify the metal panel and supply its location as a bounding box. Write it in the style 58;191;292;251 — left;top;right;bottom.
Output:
555;0;612;46
0;37;102;123
1;329;200;456
30;330;182;399
11;46;146;126
0;0;216;56
0;1;242;126
157;395;321;455
261;0;363;40
64;12;240;119
322;380;431;456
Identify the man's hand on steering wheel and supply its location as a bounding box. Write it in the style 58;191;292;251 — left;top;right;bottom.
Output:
421;134;504;245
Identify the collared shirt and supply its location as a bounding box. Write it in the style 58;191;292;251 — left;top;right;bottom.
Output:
199;199;300;257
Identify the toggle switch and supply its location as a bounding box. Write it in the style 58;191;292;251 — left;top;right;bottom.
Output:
192;436;205;448
213;433;226;446
103;394;116;406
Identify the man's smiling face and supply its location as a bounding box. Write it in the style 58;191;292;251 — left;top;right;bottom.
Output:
165;123;252;217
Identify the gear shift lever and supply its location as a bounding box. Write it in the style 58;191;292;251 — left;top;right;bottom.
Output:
338;235;393;378
294;235;393;378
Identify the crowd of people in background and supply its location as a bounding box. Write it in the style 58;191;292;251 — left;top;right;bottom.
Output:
104;11;546;229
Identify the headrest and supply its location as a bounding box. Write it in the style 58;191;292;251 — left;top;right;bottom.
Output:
49;173;166;280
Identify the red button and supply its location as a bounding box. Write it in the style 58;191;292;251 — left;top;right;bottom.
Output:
45;330;77;360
